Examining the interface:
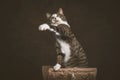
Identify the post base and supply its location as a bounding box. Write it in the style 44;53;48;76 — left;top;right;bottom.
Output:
42;66;97;80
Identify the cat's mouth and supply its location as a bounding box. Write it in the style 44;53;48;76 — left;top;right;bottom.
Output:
52;19;59;24
51;20;60;26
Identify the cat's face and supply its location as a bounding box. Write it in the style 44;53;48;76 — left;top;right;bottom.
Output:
46;8;68;26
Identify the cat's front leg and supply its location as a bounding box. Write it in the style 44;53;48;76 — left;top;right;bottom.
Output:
53;63;61;71
53;42;64;71
38;23;60;35
39;23;51;31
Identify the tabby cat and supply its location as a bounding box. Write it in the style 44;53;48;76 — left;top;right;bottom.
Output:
39;8;88;71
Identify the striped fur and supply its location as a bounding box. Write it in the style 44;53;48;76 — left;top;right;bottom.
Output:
39;8;88;70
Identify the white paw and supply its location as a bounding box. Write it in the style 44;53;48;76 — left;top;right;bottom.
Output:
53;63;61;71
38;23;50;31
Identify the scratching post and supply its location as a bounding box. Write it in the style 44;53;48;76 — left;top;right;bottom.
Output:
42;66;97;80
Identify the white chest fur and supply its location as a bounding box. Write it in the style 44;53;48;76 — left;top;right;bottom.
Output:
57;39;71;63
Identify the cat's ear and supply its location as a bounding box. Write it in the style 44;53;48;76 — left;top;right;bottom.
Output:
46;13;51;18
58;8;64;15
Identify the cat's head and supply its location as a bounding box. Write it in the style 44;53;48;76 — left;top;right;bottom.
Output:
46;8;70;27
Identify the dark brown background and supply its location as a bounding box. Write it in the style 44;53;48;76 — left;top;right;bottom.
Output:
1;0;120;80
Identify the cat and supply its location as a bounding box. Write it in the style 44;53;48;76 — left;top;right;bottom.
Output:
39;8;88;71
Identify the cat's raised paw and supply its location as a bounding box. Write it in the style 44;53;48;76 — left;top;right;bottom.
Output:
38;23;50;31
53;63;61;71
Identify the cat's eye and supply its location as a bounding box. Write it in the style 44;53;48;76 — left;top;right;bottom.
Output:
57;15;60;17
58;15;63;19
